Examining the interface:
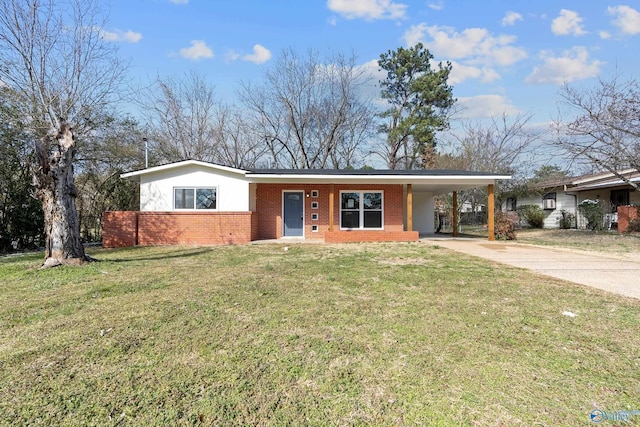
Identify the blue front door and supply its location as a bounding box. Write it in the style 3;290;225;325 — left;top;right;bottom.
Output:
283;191;304;237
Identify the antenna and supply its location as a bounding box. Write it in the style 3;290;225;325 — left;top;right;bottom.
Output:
143;137;148;168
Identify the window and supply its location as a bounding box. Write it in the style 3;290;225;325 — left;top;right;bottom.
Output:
311;190;319;198
311;225;318;232
506;197;517;211
174;188;216;210
340;191;383;229
610;189;630;212
311;213;318;221
311;201;319;209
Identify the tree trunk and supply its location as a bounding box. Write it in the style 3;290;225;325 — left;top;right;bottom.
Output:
32;123;93;267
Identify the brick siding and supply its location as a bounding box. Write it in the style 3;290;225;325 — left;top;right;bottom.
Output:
103;183;417;247
102;211;255;247
255;183;414;242
617;205;639;233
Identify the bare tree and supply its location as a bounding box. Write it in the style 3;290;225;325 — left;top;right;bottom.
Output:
442;113;539;174
553;77;640;190
0;0;126;266
211;105;268;169
240;49;375;169
139;72;266;168
139;72;220;164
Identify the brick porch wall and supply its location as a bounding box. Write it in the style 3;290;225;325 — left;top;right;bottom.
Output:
102;211;255;247
324;230;419;243
255;183;413;242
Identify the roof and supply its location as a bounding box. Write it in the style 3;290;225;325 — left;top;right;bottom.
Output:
522;168;640;193
248;168;502;177
121;159;511;194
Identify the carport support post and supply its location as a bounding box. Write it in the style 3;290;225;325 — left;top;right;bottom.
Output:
407;184;413;231
452;191;458;237
488;184;495;241
329;184;335;232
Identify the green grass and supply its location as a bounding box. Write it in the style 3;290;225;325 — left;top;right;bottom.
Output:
1;243;639;426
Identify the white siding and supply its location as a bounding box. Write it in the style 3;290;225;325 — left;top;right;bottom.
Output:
511;191;577;229
413;192;435;234
139;164;250;211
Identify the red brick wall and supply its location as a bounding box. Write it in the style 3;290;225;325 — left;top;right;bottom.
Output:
618;205;639;233
254;183;412;241
102;211;255;247
103;211;138;248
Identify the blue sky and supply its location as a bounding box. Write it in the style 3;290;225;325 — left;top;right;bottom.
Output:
106;0;640;125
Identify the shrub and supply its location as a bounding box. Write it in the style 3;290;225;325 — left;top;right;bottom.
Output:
516;204;545;228
627;218;640;233
494;211;518;240
578;199;608;231
559;210;576;229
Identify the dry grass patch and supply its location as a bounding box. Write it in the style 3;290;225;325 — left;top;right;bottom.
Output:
516;229;640;259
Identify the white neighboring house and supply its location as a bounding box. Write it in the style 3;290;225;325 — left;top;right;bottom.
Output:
504;169;640;229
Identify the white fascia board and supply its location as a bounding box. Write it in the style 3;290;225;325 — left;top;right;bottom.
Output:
121;160;249;181
571;168;637;185
247;174;511;185
572;176;640;191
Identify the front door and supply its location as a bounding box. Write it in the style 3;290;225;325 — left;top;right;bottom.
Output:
283;191;304;237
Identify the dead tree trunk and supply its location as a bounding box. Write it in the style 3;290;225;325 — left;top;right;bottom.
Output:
32;123;93;267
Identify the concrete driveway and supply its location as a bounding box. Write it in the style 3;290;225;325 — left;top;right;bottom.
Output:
424;238;640;300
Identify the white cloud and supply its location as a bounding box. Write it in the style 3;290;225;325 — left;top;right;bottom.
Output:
327;0;407;20
242;44;272;64
100;29;142;43
599;30;611;39
608;5;640;35
455;95;521;119
428;1;443;11
448;61;500;85
502;11;522;27
525;47;603;85
403;23;428;46
404;24;527;66
169;0;188;4
551;9;586;36
179;40;214;60
356;59;385;81
224;50;240;62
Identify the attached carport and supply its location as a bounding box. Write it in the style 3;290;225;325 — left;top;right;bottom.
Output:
401;171;510;241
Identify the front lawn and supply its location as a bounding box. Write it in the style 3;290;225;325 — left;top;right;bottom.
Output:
515;228;640;257
1;243;638;425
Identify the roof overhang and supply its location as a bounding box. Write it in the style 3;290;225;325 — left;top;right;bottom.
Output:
571;176;640;192
121;160;510;194
247;172;509;194
121;160;249;182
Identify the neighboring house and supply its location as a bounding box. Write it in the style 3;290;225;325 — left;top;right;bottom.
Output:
503;169;640;229
103;160;510;247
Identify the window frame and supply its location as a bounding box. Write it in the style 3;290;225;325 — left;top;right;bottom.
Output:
339;190;384;230
173;187;218;211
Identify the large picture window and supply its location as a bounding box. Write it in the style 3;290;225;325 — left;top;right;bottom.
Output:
174;188;217;210
340;191;383;229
